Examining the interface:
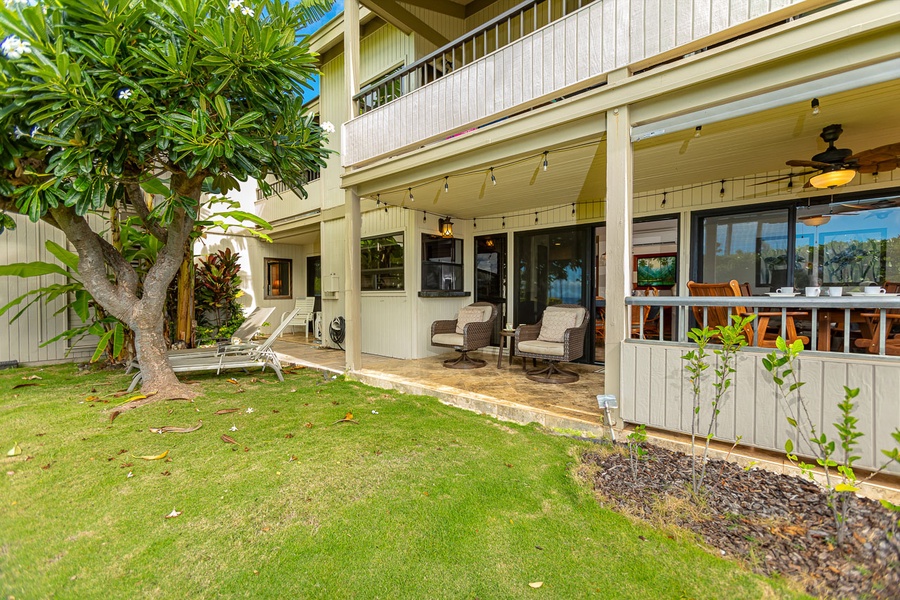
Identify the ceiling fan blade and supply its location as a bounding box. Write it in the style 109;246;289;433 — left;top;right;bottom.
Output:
751;170;818;186
786;159;830;169
848;142;900;163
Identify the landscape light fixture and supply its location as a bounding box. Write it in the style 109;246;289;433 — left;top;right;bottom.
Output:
439;218;454;238
809;166;856;189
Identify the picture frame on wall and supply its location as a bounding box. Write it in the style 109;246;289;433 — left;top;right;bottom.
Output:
634;253;677;287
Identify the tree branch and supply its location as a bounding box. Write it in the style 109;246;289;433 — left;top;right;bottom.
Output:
124;182;169;244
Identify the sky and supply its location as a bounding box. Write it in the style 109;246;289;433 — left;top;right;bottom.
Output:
297;0;344;100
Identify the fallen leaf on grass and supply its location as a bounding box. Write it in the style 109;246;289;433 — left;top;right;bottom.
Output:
7;443;22;456
127;471;133;478
214;408;240;415
23;375;42;380
117;449;128;455
304;423;313;429
12;383;40;389
148;420;203;434
165;509;182;519
25;455;33;461
120;462;133;468
136;450;169;461
529;582;543;589
85;395;101;402
160;471;171;476
221;435;237;444
41;463;51;470
226;378;240;385
284;433;294;439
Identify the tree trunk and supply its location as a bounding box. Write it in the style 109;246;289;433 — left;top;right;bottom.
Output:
48;172;205;403
175;252;194;347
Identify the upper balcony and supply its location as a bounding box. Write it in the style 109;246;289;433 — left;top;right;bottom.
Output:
254;170;322;226
342;0;832;168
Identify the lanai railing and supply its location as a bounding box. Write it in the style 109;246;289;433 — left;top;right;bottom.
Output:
621;294;900;474
342;0;822;167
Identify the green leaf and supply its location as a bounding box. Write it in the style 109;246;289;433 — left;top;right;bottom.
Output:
784;438;794;454
834;483;859;493
45;240;80;273
0;261;70;279
140;178;171;197
91;329;115;363
72;290;90;323
112;322;125;358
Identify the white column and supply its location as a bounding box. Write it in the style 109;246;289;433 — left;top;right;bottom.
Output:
343;3;362;371
345;188;362;371
604;104;634;404
344;1;360;115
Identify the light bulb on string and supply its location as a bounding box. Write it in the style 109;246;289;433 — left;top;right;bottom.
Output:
408;187;414;202
571;203;576;217
534;212;538;224
444;177;449;193
694;126;702;138
490;168;497;186
542;151;549;172
502;216;506;228
719;180;726;199
423;211;426;222
661;191;667;208
811;98;820;115
473;218;477;230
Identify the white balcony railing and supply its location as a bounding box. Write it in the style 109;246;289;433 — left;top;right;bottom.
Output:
342;0;814;167
621;294;900;474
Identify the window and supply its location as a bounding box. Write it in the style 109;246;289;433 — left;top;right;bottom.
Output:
361;233;404;291
265;258;292;299
422;235;463;292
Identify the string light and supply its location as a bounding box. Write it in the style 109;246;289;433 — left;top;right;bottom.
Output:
534;212;538;224
694;125;702;138
571;203;575;216
661;191;667;208
473;218;477;229
542;151;549;172
502;216;506;228
444;176;449;193
811;98;820;115
490;168;497;186
423;211;426;222
719;180;726;198
408;187;414;202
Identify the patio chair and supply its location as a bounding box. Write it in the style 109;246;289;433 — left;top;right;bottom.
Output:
125;307;277;374
515;304;588;383
430;302;497;369
687;280;808;348
280;297;316;338
127;307;302;392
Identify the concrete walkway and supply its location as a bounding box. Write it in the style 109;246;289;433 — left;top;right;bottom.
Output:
273;335;608;436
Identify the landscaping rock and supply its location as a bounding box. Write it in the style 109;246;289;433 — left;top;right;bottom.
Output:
581;444;899;599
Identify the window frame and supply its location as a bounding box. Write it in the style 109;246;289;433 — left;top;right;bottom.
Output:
361;232;405;291
264;257;293;300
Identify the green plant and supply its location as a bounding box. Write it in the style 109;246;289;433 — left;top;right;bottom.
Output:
194;248;244;343
763;337;900;546
0;0;331;400
682;314;755;500
626;424;648;483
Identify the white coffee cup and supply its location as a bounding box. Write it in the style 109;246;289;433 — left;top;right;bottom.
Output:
775;287;794;294
864;286;886;295
805;286;820;297
827;287;842;297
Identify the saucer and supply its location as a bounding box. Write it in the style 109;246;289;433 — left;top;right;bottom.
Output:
848;292;900;297
765;292;800;297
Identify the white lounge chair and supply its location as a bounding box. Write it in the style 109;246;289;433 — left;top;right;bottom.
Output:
124;307;276;374
281;297;316;338
127;307;301;392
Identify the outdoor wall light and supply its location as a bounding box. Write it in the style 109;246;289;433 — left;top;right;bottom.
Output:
809;167;856;189
439;218;454;238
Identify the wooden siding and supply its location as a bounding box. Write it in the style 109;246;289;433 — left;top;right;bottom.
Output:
0;216;93;364
621;340;900;474
319;217;346;350
343;0;809;167
255;179;323;224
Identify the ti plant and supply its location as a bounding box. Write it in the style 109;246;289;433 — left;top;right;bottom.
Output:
764;337;900;546
682;314;755;500
626;424;648;484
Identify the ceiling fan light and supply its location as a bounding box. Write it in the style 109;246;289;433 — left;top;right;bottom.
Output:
799;215;831;227
810;168;856;189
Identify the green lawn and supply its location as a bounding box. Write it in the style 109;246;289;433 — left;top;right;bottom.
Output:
0;364;806;599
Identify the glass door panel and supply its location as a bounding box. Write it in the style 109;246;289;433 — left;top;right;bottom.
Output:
475;234;507;346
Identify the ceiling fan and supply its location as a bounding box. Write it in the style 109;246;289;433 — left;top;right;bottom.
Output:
786;124;900;188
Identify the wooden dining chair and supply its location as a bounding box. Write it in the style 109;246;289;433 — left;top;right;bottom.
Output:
687;280;808;348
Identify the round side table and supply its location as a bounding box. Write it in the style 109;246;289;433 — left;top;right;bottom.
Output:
497;329;516;368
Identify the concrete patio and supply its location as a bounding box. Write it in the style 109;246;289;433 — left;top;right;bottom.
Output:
273;334;608;436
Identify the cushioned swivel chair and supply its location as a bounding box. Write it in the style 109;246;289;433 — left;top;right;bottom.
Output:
515;304;588;383
431;302;498;369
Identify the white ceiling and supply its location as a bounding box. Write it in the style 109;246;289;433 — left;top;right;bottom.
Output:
369;79;900;219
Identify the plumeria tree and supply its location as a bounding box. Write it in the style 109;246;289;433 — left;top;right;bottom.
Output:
0;0;331;403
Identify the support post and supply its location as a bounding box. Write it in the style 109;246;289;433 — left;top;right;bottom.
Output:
345;188;362;371
604;103;634;407
344;1;360;118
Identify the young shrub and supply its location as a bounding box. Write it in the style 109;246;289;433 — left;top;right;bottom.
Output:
763;337;900;546
682;314;755;500
194;248;245;344
626;424;648;484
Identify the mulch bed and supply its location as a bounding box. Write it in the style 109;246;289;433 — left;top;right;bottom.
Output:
580;443;899;599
